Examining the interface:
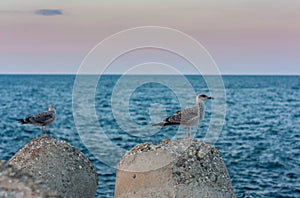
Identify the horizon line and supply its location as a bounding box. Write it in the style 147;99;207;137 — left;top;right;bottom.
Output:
0;73;299;76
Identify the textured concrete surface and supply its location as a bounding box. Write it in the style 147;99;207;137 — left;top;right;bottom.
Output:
0;160;59;198
115;139;235;198
9;137;98;198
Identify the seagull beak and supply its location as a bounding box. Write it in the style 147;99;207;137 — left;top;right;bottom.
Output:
207;96;214;99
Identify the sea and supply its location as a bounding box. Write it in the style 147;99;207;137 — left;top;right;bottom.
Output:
0;75;299;198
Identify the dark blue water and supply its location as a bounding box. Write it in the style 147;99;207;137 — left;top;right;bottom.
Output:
0;75;299;197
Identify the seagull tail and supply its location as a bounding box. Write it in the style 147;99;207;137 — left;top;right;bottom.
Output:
16;117;30;124
152;122;165;127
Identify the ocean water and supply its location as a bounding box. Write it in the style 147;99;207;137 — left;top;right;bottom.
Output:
0;75;299;197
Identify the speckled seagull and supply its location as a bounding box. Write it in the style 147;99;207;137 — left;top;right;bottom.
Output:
153;94;213;139
17;105;56;134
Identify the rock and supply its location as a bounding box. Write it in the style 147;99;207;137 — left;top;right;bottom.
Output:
8;137;98;198
115;139;235;198
0;160;59;198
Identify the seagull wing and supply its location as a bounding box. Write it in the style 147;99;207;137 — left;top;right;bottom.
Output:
30;111;55;125
164;105;198;125
163;110;181;125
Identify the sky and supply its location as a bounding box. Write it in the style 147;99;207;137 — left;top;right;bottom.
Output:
0;0;299;74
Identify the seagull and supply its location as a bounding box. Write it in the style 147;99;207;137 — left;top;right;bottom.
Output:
17;105;56;135
152;94;213;139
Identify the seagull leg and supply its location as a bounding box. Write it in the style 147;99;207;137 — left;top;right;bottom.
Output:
189;127;192;142
185;127;189;140
41;126;47;137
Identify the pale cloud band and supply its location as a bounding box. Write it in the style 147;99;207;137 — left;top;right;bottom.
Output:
0;9;63;16
34;9;63;16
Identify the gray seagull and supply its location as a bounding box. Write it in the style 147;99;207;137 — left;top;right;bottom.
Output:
17;105;56;135
153;94;213;139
